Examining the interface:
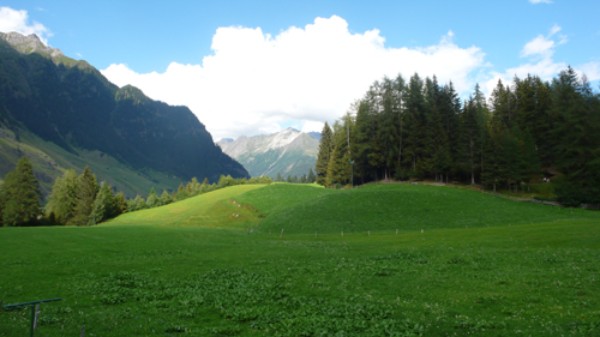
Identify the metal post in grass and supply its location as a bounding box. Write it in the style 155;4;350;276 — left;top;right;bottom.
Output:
2;298;62;337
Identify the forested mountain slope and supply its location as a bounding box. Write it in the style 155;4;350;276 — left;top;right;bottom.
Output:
0;32;248;196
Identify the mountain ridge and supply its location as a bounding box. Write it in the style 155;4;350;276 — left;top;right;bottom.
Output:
0;32;248;196
218;128;318;178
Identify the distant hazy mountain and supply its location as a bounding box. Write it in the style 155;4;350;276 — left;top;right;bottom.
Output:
0;32;248;196
218;128;319;178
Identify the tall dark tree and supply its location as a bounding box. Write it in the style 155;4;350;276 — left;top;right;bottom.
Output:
402;74;428;177
315;122;333;185
71;166;99;226
437;82;461;181
326;118;353;187
353;97;378;183
0;157;41;226
378;77;403;180
551;67;600;204
458;84;489;185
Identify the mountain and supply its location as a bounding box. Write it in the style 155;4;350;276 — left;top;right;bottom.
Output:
0;32;248;196
218;128;319;178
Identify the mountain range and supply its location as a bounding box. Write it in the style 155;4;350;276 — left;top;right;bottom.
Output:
0;32;248;196
218;128;319;179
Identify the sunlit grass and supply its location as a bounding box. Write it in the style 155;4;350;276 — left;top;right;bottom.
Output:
1;183;599;336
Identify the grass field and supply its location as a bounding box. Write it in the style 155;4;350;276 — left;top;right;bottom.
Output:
1;183;599;336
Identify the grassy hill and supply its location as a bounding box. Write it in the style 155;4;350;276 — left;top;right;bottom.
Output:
237;183;595;233
105;184;264;228
1;183;599;336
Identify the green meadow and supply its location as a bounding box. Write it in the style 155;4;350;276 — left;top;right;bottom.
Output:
1;183;600;336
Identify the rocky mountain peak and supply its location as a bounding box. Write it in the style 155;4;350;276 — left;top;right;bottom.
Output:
0;32;63;59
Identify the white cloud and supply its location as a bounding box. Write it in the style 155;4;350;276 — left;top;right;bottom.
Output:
484;25;571;94
578;61;600;82
529;0;552;4
520;25;566;59
102;16;486;140
521;35;555;59
0;6;51;44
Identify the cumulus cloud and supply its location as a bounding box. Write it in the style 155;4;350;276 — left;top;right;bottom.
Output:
102;16;486;140
0;6;51;44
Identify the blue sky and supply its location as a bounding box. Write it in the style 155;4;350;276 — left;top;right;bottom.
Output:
1;1;599;139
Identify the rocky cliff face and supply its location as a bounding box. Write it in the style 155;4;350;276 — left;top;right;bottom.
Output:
0;32;61;57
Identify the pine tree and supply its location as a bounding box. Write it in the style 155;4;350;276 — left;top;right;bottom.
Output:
113;192;128;215
146;188;160;208
403;74;427;177
45;169;79;225
325;119;353;187
174;183;189;201
128;195;146;211
70;166;99;226
353;99;377;183
160;190;173;205
552;67;600;205
90;182;116;224
315;122;333;185
458;84;489;185
0;157;41;226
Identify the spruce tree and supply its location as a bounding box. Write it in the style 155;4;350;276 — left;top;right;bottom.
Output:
315;122;333;185
46;169;79;225
146;188;160;208
90;182;116;225
113;192;128;215
325;120;352;187
160;190;173;205
70;166;99;226
1;157;41;226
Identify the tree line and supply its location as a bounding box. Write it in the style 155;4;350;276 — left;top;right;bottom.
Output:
316;67;600;206
0;159;272;227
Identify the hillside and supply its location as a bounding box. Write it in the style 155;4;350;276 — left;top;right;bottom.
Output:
0;32;248;196
218;128;318;178
236;183;598;233
107;182;600;235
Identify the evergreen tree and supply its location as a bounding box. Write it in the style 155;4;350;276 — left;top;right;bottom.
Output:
174;183;189;201
353;98;378;183
551;67;600;205
128;195;146;211
315;122;333;185
403;74;427;177
70;166;99;226
45;169;78;225
160;190;173;205
90;182;116;225
186;177;201;196
0;157;41;226
458;84;489;184
325;118;353;187
146;188;160;208
113;192;128;215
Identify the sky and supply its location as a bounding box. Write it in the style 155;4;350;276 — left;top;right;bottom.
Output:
1;1;599;140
